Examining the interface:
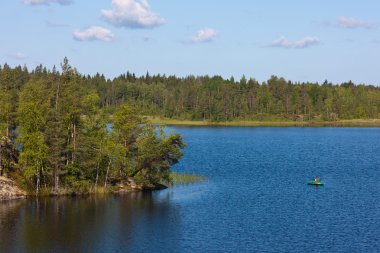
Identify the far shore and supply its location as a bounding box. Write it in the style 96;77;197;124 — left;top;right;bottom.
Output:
148;117;380;127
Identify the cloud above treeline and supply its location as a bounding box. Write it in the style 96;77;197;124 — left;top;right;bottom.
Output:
191;28;218;43
8;52;28;60
101;0;164;29
73;26;114;42
271;36;320;49
23;0;72;5
337;16;371;29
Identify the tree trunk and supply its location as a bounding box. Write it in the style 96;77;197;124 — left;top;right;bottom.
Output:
95;160;100;187
53;164;59;193
72;123;76;163
130;167;143;178
36;166;40;195
66;130;70;165
104;159;112;187
41;165;47;189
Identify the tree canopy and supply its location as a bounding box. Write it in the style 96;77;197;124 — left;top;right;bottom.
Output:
0;59;186;194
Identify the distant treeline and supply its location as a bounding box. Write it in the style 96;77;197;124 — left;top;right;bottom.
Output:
108;73;380;121
1;60;380;122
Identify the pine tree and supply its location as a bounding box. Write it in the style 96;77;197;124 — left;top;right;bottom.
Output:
17;80;48;193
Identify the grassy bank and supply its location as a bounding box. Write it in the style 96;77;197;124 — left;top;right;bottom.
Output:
171;173;204;185
22;185;121;197
149;117;380;127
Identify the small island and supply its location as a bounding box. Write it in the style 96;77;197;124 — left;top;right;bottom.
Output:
0;59;186;199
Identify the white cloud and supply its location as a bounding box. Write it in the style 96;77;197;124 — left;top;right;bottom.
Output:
337;16;370;29
271;36;320;49
9;52;28;60
23;0;72;5
191;28;218;43
101;0;164;29
73;26;114;42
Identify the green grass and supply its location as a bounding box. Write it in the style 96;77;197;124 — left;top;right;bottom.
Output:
148;117;380;127
170;172;205;185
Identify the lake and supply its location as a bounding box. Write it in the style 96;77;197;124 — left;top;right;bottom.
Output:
1;127;379;252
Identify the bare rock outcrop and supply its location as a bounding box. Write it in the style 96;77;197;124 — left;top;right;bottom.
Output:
115;177;167;194
0;176;27;201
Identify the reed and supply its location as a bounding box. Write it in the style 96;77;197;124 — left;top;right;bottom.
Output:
170;172;204;185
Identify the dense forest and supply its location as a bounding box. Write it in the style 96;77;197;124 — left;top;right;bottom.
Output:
1;58;380;193
92;70;380;122
2;59;380;123
106;74;380;122
0;58;185;194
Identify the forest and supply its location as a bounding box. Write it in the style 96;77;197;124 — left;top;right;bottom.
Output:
93;70;380;122
0;58;185;195
1;58;380;194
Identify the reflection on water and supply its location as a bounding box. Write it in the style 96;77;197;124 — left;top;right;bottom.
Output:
0;192;181;253
0;200;26;253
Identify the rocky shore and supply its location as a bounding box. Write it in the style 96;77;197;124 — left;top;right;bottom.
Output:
115;177;167;194
0;175;174;201
0;176;27;201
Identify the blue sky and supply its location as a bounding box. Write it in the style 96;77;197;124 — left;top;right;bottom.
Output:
1;0;380;85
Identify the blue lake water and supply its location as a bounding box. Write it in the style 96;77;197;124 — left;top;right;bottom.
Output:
1;127;380;252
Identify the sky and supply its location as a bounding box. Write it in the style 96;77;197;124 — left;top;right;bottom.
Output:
1;0;380;85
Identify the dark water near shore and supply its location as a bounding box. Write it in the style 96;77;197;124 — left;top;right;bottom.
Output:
1;127;380;253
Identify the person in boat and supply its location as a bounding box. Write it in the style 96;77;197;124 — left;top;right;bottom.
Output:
314;176;320;182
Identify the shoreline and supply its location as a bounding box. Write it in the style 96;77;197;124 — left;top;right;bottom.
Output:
149;117;380;127
0;173;204;201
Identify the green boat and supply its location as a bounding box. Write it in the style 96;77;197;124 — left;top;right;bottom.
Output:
308;181;324;185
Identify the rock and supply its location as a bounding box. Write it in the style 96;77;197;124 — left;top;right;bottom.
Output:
142;183;168;191
114;177;168;193
0;176;27;201
125;177;143;190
